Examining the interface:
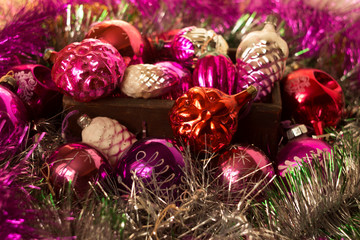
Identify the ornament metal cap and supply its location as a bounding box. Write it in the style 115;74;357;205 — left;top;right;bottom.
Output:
286;124;308;140
0;71;18;91
246;85;258;99
264;15;278;27
77;114;92;129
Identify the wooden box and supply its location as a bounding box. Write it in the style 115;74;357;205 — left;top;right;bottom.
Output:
63;82;282;160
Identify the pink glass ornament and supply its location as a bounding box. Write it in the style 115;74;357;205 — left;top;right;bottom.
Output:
0;84;29;159
78;114;137;167
121;64;180;98
51;38;126;102
114;138;184;194
276;125;332;177
6;64;61;119
193;52;235;95
44;142;109;196
154;61;192;100
171;27;228;67
216;144;274;200
85;20;144;66
169;86;257;153
236;16;289;101
282;69;344;135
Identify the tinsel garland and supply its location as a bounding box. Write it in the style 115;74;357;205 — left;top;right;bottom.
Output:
0;0;360;239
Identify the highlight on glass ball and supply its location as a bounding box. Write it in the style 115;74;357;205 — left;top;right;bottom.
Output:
51;38;126;102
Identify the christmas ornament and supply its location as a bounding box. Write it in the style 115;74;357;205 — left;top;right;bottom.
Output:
0;84;29;159
170;26;228;67
85;20;144;66
154;61;192;100
51;38;126;102
114;138;184;194
169;86;257;153
43;142;109;196
78;114;137;167
192;52;236;95
121;64;180;99
236;15;289;101
282;69;344;135
216;144;274;199
276;124;332;177
0;65;61;119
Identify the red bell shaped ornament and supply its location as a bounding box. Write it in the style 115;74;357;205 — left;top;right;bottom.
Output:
169;86;257;153
282;69;344;135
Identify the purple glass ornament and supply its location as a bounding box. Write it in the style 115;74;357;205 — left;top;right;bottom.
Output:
115;138;185;192
155;61;192;100
193;52;235;95
51;38;126;102
276;138;332;177
0;85;29;160
45;142;109;196
217;144;274;197
9;64;61;119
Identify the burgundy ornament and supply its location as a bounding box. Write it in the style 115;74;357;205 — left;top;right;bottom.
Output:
193;52;235;95
51;38;126;102
114;138;185;194
276;124;332;177
85;20;144;66
0;85;29;159
155;61;192;100
282;69;344;135
3;64;61;119
44;142;109;196
216;144;274;199
169;86;257;153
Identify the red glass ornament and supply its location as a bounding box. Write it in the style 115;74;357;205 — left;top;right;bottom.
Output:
169;86;257;153
282;69;344;135
44;142;109;196
193;52;236;95
85;20;144;66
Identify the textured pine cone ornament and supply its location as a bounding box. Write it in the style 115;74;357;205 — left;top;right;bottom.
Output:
120;64;180;98
235;15;289;101
171;26;229;67
78;115;137;167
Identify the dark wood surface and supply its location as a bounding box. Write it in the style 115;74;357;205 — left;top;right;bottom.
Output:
63;82;282;161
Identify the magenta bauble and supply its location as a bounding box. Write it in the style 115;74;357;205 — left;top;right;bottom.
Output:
216;144;274;199
114;138;185;195
193;53;235;95
276;138;332;177
0;84;29;160
51;39;126;102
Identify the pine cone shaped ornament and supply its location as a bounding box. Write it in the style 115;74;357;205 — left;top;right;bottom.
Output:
171;26;229;67
235;15;289;101
121;64;180;98
78;115;137;167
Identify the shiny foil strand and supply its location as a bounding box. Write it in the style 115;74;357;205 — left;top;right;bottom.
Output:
257;128;360;239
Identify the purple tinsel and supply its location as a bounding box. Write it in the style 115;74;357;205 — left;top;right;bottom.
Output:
0;162;39;239
0;0;59;77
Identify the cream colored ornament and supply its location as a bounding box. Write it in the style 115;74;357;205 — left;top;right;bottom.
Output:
121;64;180;99
78;115;137;167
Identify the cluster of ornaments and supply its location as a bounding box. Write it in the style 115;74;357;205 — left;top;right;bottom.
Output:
0;14;347;200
